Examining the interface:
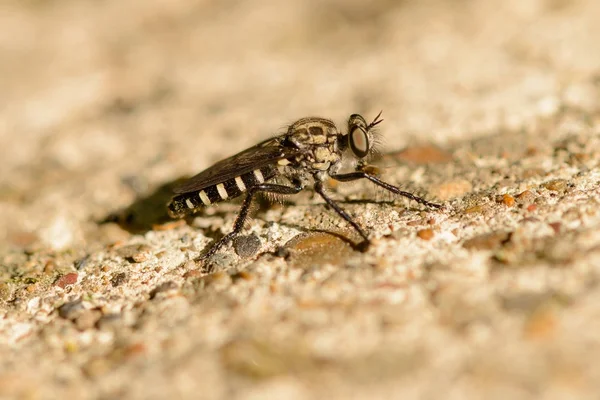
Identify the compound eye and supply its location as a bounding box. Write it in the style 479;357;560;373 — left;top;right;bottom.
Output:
349;127;369;158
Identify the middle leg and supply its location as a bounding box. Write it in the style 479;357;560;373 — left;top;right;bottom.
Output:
313;180;370;249
199;182;303;259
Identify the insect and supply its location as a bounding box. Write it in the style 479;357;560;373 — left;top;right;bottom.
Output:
168;112;442;259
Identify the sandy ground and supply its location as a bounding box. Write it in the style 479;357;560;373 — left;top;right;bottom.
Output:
2;0;600;399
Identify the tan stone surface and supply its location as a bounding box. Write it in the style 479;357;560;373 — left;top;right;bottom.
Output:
2;0;600;399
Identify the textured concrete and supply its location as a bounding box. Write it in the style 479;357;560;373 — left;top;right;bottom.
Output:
1;0;600;399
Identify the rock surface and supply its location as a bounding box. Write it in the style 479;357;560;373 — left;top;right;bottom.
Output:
2;0;600;399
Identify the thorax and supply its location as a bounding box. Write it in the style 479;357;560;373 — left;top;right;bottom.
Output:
285;118;342;177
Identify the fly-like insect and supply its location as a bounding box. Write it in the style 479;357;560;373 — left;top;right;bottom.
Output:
168;112;442;259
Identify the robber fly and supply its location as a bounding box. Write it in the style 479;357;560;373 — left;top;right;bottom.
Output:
168;112;442;258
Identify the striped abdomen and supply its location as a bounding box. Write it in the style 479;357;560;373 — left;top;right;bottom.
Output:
168;165;278;217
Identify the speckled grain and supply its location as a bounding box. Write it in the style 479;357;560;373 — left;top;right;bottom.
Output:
2;1;600;399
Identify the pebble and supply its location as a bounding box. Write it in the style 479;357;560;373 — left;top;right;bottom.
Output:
55;273;78;289
26;283;38;293
542;179;568;192
496;194;515;207
0;283;14;301
74;255;91;270
464;205;484;214
57;299;84;319
204;252;238;273
233;234;262;258
417;229;435;241
284;232;354;269
549;222;562;234
43;260;56;274
110;272;128;287
515;190;536;204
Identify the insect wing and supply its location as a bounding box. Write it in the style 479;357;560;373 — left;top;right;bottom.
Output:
173;138;300;194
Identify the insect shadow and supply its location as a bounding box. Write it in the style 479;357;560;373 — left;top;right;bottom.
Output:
100;177;290;235
100;177;187;234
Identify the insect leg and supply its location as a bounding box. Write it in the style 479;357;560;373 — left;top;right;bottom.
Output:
200;182;303;259
330;172;442;209
313;181;370;248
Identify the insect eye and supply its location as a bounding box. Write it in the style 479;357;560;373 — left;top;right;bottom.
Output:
349;127;370;158
348;114;367;131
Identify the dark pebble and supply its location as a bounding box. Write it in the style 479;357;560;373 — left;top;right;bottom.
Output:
233;234;261;258
111;272;128;287
74;255;91;270
58;299;84;319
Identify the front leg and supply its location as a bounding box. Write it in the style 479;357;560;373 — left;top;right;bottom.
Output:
330;171;442;209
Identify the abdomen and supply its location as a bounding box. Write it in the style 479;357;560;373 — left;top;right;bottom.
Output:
168;165;278;217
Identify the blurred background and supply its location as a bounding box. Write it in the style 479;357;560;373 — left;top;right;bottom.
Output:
1;0;600;398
